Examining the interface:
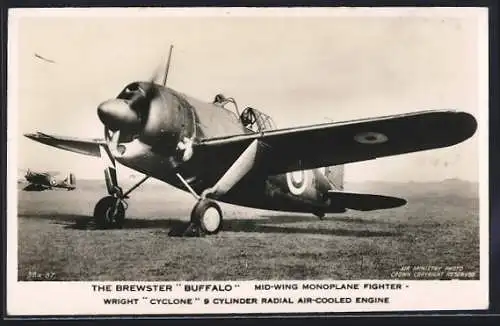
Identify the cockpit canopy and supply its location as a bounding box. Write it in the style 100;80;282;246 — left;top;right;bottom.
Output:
212;93;276;132
240;107;276;132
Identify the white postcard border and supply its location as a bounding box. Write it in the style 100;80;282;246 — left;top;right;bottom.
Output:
6;7;490;316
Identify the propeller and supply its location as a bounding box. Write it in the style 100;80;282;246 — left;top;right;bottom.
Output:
98;45;175;147
127;71;161;132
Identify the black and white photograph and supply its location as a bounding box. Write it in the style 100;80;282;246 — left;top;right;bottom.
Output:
7;7;488;315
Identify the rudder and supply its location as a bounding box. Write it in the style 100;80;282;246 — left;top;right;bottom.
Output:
68;173;76;186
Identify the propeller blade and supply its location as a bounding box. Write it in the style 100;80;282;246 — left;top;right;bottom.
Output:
132;79;158;129
108;129;122;157
130;45;174;130
162;45;174;86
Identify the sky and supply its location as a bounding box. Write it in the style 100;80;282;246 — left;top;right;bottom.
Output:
9;8;487;182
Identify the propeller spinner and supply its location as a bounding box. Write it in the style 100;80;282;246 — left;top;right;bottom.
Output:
97;98;141;132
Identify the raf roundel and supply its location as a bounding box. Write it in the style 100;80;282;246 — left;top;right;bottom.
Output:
354;131;389;144
286;170;309;195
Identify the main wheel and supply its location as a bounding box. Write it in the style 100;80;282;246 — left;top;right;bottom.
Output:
190;199;223;235
93;196;126;229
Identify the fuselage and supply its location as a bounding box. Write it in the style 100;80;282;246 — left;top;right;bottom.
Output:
100;82;341;214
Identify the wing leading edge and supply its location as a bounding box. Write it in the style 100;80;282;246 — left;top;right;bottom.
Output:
24;132;106;157
197;110;477;175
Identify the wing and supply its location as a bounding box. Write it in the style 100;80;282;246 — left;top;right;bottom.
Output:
327;190;406;211
24;132;106;157
23;183;50;192
196;110;477;174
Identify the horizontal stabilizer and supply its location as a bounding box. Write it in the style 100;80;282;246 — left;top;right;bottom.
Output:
327;190;406;211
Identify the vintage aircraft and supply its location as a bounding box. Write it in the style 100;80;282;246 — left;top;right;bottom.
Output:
24;46;477;234
23;169;76;191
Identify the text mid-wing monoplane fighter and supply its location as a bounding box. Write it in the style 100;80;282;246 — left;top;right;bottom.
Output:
24;46;478;234
23;169;76;191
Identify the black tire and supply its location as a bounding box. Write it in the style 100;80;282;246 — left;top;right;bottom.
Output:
190;199;223;235
93;196;126;229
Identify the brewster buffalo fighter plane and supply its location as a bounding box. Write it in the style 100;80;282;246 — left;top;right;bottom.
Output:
25;46;477;234
23;169;76;191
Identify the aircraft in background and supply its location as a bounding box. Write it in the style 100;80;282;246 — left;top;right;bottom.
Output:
24;46;477;234
23;169;76;191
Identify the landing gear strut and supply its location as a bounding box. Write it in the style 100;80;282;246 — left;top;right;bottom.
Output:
175;139;262;236
92;135;258;234
93;195;126;229
176;173;224;236
190;199;223;235
92;169;149;229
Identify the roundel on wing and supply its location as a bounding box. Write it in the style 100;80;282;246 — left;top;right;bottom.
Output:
286;170;309;195
354;131;388;144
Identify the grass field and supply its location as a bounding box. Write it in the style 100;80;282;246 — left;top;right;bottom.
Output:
16;180;480;281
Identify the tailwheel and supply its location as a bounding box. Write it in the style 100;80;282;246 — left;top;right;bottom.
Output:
93;196;126;229
190;199;223;235
314;211;326;220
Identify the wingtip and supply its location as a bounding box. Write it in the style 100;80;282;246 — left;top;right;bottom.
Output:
392;197;408;208
446;111;478;146
377;195;407;209
24;132;38;139
426;110;478;148
24;132;51;140
458;111;478;139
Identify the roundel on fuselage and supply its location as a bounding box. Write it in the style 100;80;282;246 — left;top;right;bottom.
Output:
50;178;57;186
286;170;310;195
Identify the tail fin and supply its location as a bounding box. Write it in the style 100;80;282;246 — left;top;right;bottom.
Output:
325;165;344;190
66;172;76;186
69;173;76;186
